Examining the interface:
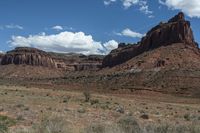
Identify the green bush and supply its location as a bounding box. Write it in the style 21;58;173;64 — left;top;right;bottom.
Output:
0;115;16;132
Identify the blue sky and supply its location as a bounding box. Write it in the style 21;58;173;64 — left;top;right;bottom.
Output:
0;0;200;54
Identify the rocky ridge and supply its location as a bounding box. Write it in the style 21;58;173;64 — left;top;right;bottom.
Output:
0;47;104;71
1;47;56;68
102;12;199;68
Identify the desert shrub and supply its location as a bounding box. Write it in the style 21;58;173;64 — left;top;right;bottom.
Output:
63;97;69;103
15;104;25;108
84;123;123;133
16;115;24;121
85;123;106;133
83;91;91;102
100;103;109;110
77;107;86;113
184;114;191;121
144;124;200;133
117;115;141;133
152;124;171;133
90;99;99;105
0;115;16;132
62;96;71;103
140;114;149;120
32;114;71;133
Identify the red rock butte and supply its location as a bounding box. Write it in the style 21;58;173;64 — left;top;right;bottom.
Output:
102;12;199;68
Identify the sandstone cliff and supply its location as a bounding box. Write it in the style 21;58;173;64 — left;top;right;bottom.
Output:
102;12;198;68
50;53;104;71
1;47;56;68
0;47;104;72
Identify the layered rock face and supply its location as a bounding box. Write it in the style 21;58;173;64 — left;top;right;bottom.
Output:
0;47;104;71
1;47;56;68
0;53;4;63
52;54;104;71
102;12;198;68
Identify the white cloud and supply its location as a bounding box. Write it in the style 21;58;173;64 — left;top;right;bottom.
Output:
139;2;153;14
104;0;116;5
122;0;139;9
103;40;118;51
148;15;155;18
8;31;118;55
52;25;64;31
116;28;144;38
103;0;153;16
159;0;200;18
5;24;23;30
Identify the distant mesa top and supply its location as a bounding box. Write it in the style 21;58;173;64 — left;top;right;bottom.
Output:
0;47;56;67
102;12;199;68
9;47;48;55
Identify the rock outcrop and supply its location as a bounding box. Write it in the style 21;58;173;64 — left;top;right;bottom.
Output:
102;12;198;68
1;47;56;68
0;47;104;71
0;53;4;63
50;53;104;71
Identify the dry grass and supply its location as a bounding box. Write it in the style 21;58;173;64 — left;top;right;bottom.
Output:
0;85;199;133
8;115;200;133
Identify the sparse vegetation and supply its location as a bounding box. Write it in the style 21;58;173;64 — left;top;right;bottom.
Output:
184;114;191;121
90;99;99;105
77;107;86;113
85;123;106;133
144;124;200;133
0;115;16;132
0;85;199;133
117;115;141;133
32;114;71;133
83;91;91;102
140;114;149;120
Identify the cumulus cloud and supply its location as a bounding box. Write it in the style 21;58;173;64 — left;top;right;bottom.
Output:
159;0;200;18
104;0;153;16
122;0;140;9
139;1;153;15
8;31;118;55
5;24;23;30
104;0;116;5
103;40;118;52
52;25;64;31
123;0;153;15
116;28;144;38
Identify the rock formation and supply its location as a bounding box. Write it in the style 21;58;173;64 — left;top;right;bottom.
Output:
0;53;4;63
1;47;56;68
50;53;104;71
0;47;104;71
102;12;198;68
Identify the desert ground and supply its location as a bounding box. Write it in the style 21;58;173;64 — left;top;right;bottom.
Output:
0;83;200;133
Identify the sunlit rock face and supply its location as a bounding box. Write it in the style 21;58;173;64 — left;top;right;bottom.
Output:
102;12;198;68
1;47;56;68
